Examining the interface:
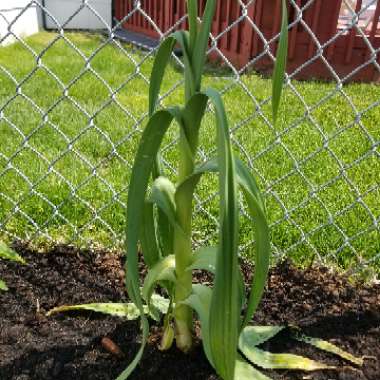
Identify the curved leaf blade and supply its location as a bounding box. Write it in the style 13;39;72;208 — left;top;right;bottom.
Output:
235;356;273;380
140;202;161;268
123;109;174;380
187;246;218;273
205;87;240;380
240;345;334;371
182;284;214;366
149;176;180;232
240;326;285;347
293;331;364;366
46;303;142;319
142;255;176;308
238;160;270;328
193;0;217;90
149;37;176;116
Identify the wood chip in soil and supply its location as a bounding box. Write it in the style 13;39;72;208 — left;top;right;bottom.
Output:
0;243;379;380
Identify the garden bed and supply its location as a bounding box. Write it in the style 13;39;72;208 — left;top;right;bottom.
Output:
0;244;379;380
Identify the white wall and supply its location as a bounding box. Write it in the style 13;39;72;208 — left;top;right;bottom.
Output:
0;0;42;46
44;0;112;30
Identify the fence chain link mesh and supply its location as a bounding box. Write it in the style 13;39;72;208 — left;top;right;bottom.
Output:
0;0;379;276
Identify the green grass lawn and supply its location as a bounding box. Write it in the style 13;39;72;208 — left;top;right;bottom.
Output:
0;32;379;275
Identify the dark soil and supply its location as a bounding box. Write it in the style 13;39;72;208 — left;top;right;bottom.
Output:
0;243;379;380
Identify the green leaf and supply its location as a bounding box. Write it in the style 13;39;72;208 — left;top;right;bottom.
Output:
187;246;218;273
0;278;8;291
46;302;142;319
0;242;25;264
187;246;246;308
142;255;176;310
179;82;208;156
234;157;265;213
240;326;285;347
182;284;214;366
149;37;176;116
123;109;175;380
46;295;170;320
192;0;217;91
148;176;183;234
239;329;334;371
235;356;273;380
293;331;364;366
140;202;161;268
238;161;270;329
205;87;240;380
187;0;198;54
240;346;334;371
172;30;196;99
272;0;288;125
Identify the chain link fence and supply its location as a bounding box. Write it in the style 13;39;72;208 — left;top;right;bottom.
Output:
0;0;379;276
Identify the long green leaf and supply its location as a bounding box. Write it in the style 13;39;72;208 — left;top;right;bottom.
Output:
173;30;196;99
176;155;270;329
272;0;288;125
140;202;161;268
235;356;273;380
187;0;198;54
46;302;142;319
239;345;334;371
240;326;285;347
149;37;176;116
238;160;270;328
46;296;170;320
205;87;240;380
122;109;175;380
180;93;208;157
192;0;217;91
0;242;25;264
0;278;8;291
181;284;214;366
293;331;364;366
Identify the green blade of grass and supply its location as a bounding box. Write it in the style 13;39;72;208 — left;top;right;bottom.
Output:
272;0;288;125
205;87;240;380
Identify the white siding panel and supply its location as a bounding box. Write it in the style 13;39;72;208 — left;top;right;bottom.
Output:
44;0;112;30
0;0;41;46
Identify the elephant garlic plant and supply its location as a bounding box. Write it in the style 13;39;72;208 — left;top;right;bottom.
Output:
47;1;364;379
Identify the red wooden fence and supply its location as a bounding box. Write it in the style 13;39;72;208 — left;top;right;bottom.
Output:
114;0;380;82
